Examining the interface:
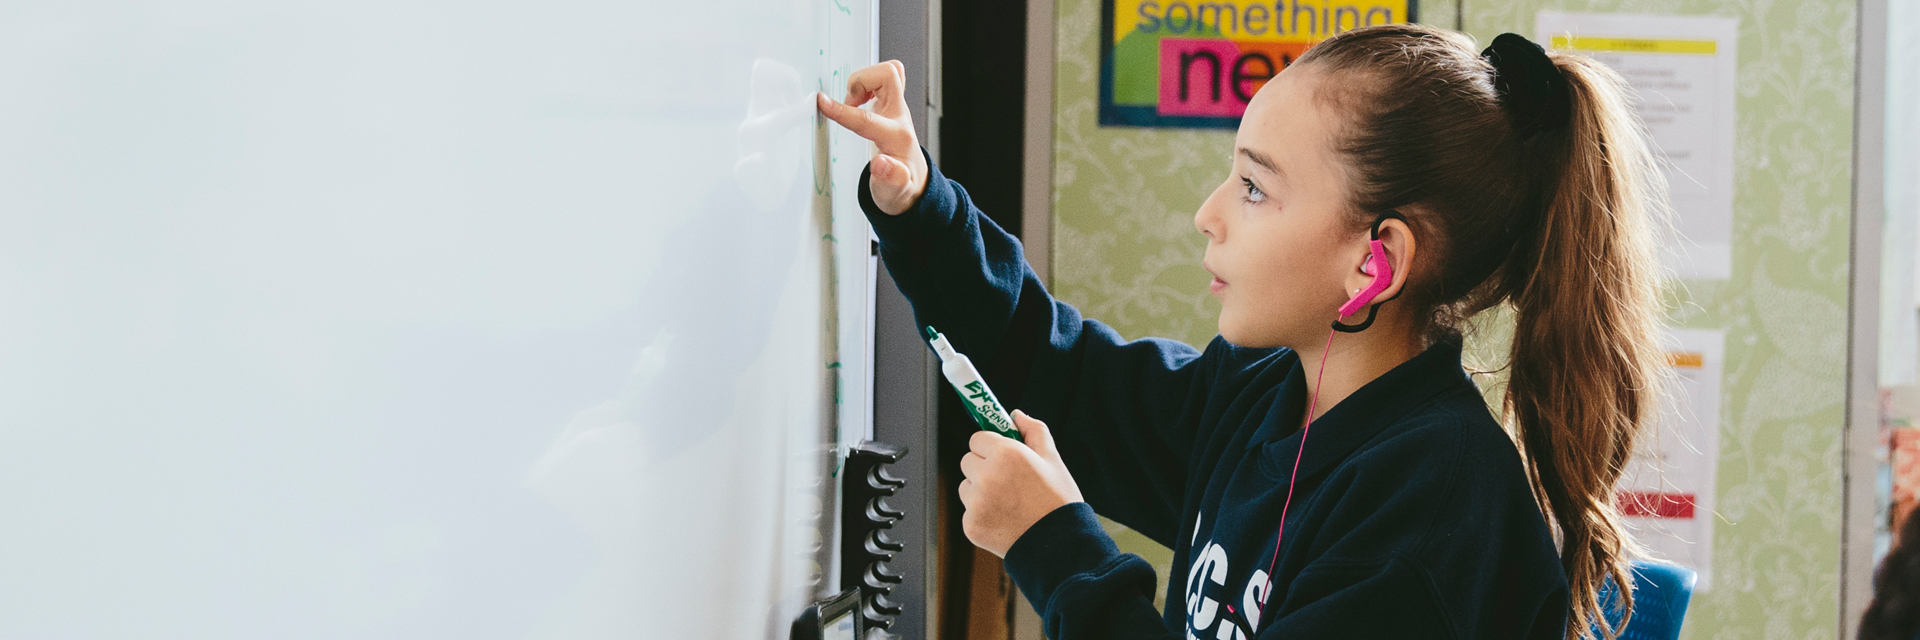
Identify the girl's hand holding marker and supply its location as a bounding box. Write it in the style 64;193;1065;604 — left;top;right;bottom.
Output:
924;326;1081;557
958;411;1083;558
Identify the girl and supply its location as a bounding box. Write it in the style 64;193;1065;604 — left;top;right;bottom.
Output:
818;25;1661;639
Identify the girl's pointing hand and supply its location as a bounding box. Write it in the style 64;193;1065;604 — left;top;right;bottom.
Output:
816;60;928;215
957;410;1085;558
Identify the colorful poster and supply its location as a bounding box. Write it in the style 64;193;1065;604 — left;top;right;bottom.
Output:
1100;0;1417;128
1617;328;1726;590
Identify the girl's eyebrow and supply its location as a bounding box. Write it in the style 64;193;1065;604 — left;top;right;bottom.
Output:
1237;147;1289;191
1237;147;1281;176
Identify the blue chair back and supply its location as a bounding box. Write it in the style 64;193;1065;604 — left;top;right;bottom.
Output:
1593;560;1697;640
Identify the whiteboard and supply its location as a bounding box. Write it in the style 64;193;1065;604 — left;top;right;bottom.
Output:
0;1;875;638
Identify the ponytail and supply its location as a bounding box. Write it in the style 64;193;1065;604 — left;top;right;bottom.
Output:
1502;54;1663;639
1296;26;1664;639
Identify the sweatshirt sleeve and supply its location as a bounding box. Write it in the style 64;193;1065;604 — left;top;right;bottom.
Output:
1003;503;1179;640
862;150;1214;543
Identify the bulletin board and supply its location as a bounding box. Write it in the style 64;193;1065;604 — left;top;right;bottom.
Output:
1099;0;1417;128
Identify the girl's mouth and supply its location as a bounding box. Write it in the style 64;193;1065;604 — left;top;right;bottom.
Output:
1209;276;1227;294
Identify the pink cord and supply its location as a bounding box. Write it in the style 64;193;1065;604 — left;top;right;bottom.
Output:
1257;327;1338;627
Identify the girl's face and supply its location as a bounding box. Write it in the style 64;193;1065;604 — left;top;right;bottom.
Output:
1194;68;1365;349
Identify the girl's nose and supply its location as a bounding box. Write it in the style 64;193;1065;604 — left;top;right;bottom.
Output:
1194;199;1221;241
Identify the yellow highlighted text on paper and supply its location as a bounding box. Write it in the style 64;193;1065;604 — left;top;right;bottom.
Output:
1548;35;1718;55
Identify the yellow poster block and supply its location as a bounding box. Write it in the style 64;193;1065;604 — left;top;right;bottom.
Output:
1548;35;1718;55
1113;0;1409;45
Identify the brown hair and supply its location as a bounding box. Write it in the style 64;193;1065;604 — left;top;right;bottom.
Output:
1861;506;1920;639
1294;25;1664;639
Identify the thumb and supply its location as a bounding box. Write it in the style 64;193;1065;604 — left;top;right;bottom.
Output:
873;152;910;188
1011;410;1056;458
868;153;918;215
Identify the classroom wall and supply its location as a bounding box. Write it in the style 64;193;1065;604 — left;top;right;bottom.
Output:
1465;5;1856;640
1045;0;1858;637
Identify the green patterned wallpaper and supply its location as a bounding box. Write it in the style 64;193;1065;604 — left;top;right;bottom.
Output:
1048;0;1858;637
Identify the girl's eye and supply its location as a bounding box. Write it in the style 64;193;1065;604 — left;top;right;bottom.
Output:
1241;177;1267;204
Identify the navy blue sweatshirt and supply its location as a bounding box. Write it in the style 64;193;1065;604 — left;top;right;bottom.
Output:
862;155;1570;639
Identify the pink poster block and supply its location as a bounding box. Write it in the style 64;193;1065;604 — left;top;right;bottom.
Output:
1157;38;1247;118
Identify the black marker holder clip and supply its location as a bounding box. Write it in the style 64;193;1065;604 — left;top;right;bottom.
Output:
840;440;908;633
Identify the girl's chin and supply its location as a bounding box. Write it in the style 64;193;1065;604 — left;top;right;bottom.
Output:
1221;311;1313;348
1216;320;1278;349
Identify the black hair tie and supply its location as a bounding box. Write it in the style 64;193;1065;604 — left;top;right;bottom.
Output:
1481;33;1570;139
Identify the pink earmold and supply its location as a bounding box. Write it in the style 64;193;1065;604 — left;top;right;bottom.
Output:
1338;239;1393;318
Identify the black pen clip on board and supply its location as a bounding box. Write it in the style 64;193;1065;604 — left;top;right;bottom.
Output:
841;440;908;634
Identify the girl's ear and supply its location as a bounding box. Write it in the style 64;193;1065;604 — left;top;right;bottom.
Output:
1344;215;1417;307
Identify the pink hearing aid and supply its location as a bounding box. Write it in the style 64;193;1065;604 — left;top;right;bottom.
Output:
1339;238;1394;317
1332;211;1405;333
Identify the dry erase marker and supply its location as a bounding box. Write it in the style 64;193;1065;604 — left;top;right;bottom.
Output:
924;327;1023;442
